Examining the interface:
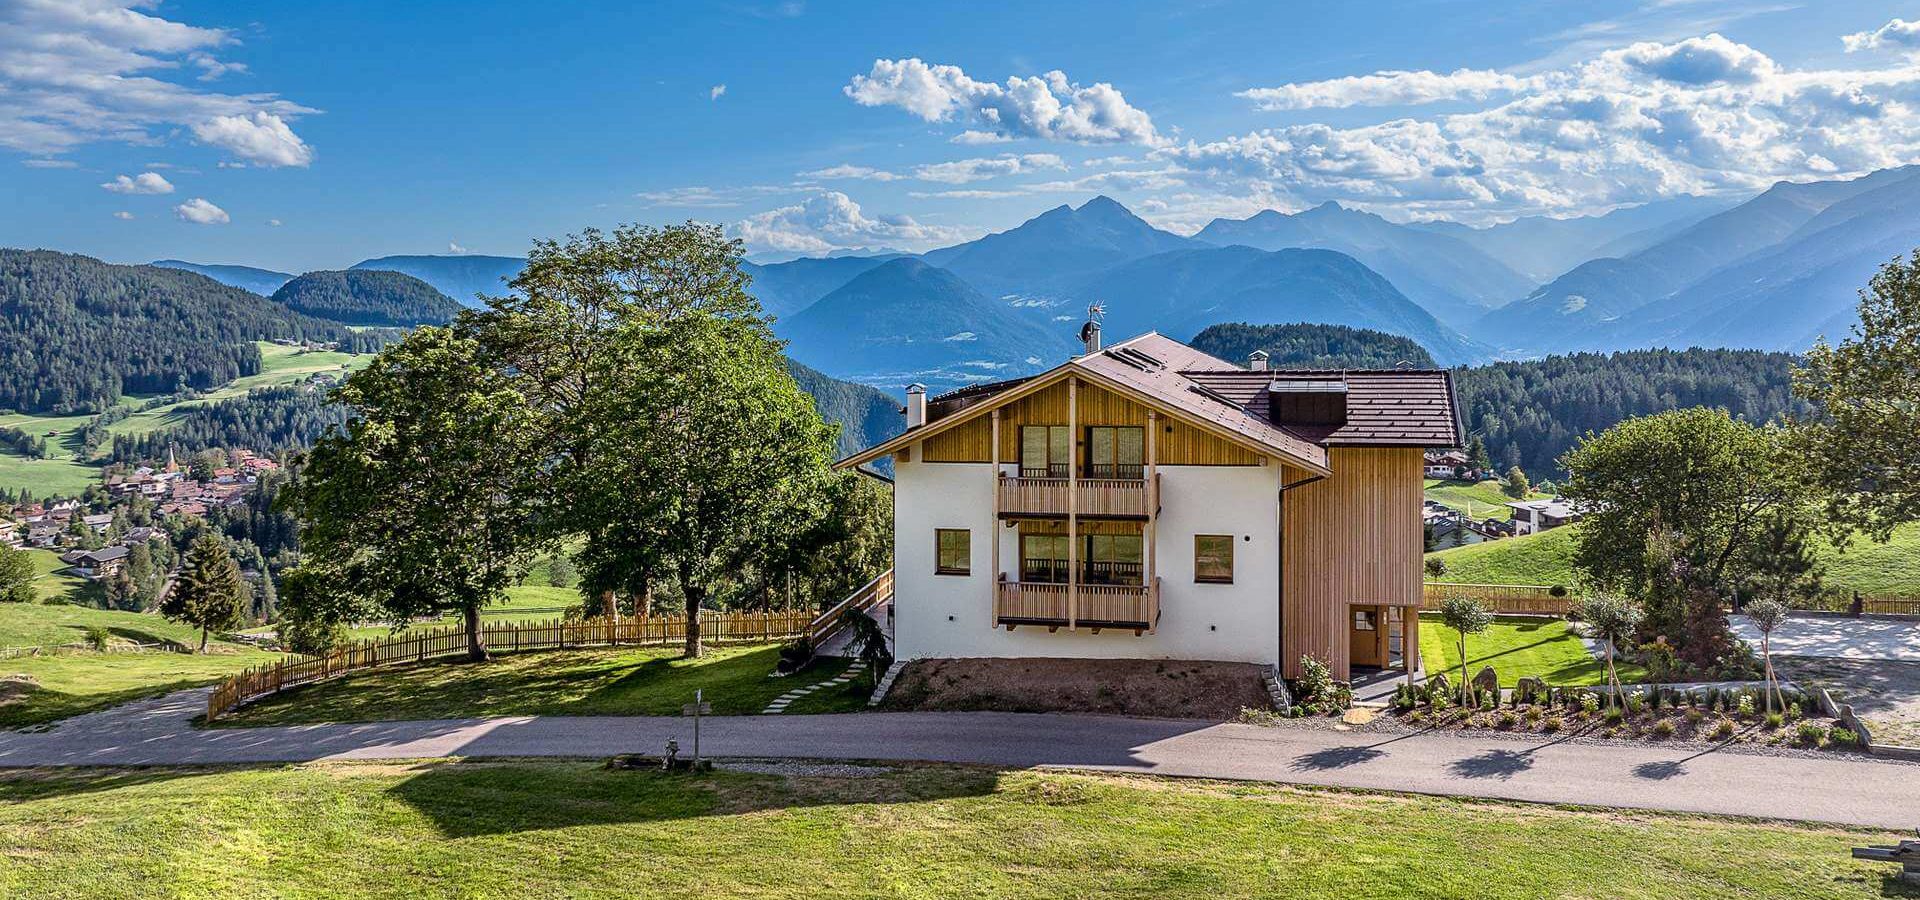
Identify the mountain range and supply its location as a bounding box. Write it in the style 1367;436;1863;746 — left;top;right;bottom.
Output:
151;260;295;296
142;163;1920;396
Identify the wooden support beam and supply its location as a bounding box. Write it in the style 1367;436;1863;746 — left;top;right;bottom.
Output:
1068;376;1079;631
990;409;1001;630
1145;410;1157;633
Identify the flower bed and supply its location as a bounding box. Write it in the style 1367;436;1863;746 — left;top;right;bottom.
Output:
1385;680;1865;751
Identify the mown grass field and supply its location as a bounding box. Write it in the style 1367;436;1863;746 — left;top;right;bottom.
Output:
0;342;369;497
0;647;283;728
0;761;1909;899
219;643;858;726
22;548;100;607
1424;523;1920;595
1422;478;1553;522
1418;613;1644;687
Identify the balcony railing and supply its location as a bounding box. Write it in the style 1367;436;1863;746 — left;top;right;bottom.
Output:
994;577;1160;632
1019;559;1143;585
997;472;1157;519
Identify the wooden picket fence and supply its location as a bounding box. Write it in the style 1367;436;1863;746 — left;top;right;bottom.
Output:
1421;582;1575;616
205;609;813;721
1790;593;1920;617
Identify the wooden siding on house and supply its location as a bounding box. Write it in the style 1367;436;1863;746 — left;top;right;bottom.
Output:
922;380;1262;466
1282;446;1423;680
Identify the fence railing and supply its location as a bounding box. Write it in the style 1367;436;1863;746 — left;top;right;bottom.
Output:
1789;593;1920;616
1421;582;1575;616
805;569;893;646
205;609;812;721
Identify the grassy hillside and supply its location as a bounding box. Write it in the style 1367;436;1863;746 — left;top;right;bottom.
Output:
1424;478;1553;522
0;342;368;498
1424;522;1920;595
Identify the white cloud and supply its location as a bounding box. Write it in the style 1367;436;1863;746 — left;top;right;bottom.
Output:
191;112;313;167
0;2;318;161
729;191;975;254
265;218;282;226
1844;17;1920;52
100;171;173;194
912;153;1066;183
173;197;228;224
634;184;795;208
799;164;901;181
448;241;468;253
23;158;77;168
710;83;727;101
1238;68;1532;111
845;58;1162;145
112;210;134;220
1163;31;1920;224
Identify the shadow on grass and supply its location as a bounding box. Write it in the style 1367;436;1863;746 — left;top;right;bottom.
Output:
385;759;998;838
0;678;215;730
0;764;274;802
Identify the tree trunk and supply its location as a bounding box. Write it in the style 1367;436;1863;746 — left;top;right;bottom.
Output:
463;603;490;662
683;583;705;659
1604;638;1620;709
199;624;208;654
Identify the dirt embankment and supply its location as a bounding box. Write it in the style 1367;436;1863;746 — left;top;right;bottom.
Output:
882;657;1272;720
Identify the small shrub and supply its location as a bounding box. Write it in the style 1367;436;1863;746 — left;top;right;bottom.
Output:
1292;654;1334;704
1601;726;1619;739
1523;706;1544;723
1796;722;1827;745
1684;708;1705;725
84;625;111;652
1548;584;1569;598
1828;727;1859;748
1602;706;1625;726
1764;711;1784;729
1784;701;1801;722
1479;688;1496;710
1407;710;1427;725
1425;557;1447;578
1580;693;1600;715
1736;695;1755;719
1236;707;1285;726
1712;718;1737;740
1542;715;1563;733
1497;710;1518;729
1652;719;1676;738
1624;693;1643;716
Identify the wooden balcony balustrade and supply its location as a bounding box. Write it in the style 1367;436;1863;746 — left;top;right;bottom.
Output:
997;471;1158;519
994;576;1160;633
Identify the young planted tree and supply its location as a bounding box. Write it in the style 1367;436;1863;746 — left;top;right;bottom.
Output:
163;534;249;652
286;327;546;662
1437;595;1493;707
1575;593;1643;710
1794;251;1920;541
1743;597;1789;714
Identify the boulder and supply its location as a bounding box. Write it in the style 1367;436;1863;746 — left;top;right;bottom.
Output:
1472;666;1500;702
1515;676;1547;706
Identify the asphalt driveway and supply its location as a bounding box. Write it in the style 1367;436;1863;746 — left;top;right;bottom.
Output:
1;687;1916;831
1731;613;1920;661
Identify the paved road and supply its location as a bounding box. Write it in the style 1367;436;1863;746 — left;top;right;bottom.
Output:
2;688;1916;831
1731;613;1920;662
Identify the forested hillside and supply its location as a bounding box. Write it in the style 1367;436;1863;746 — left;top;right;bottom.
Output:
1190;323;1437;369
786;359;899;460
0;251;384;414
1456;348;1808;477
269;270;464;327
107;385;351;464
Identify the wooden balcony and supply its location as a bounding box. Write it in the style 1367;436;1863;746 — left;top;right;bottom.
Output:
994;577;1160;633
997;472;1157;520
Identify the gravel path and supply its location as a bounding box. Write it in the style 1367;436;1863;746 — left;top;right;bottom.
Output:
1;687;1918;830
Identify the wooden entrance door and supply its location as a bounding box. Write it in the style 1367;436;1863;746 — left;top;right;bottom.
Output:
1350;606;1385;668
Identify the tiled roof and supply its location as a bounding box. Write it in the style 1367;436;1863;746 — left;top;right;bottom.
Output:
1182;368;1461;447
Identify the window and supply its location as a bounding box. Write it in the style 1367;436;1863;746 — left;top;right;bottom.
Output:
1194;534;1234;584
1019;425;1070;478
935;529;971;575
1085;426;1145;479
1020;533;1069;583
1084;533;1143;585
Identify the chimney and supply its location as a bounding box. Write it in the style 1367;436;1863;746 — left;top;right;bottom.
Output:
1248;350;1269;372
905;383;927;428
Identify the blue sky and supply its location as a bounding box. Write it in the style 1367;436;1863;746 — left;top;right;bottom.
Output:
2;0;1916;271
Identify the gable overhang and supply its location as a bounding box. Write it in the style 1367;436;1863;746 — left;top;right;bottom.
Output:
833;362;1332;476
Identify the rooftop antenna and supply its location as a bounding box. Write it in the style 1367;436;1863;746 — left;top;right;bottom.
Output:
1079;302;1106;355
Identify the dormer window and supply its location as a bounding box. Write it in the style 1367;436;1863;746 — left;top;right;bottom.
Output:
1268;379;1348;426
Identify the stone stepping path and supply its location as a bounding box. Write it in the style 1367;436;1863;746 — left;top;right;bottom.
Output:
762;660;868;714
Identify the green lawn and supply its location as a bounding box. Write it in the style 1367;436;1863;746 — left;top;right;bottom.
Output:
0;647;284;728
1418;613;1644;687
1425;522;1920;596
0;762;1908;899
0;588;212;648
1425;527;1580;586
220;643;858;726
1423;478;1553;522
21;548;100;606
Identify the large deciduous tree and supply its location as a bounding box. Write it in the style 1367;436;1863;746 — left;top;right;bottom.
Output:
285;326;545;661
0;543;35;604
1794;251;1920;542
163;534;249;652
1560;407;1809;599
